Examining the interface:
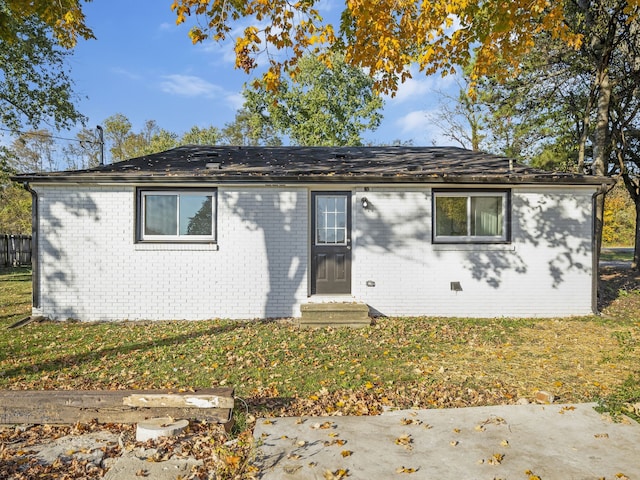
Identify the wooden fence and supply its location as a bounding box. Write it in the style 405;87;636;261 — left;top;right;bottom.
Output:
1;234;32;267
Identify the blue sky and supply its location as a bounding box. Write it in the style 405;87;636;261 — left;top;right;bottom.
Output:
67;0;456;150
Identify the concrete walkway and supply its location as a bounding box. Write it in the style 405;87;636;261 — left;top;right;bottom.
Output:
253;403;640;479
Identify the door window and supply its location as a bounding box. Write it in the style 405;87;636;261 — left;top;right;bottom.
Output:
315;195;347;245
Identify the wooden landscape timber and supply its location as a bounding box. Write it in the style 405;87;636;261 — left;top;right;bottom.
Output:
0;387;234;425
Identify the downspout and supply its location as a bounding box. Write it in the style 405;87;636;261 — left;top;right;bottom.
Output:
592;183;609;314
22;182;40;311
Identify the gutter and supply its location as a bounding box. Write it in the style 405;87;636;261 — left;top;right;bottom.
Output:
11;173;615;187
22;182;40;310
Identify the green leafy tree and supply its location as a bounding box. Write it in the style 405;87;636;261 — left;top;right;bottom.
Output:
221;108;282;146
0;152;31;234
0;15;85;132
103;114;133;163
243;52;383;146
181;125;222;145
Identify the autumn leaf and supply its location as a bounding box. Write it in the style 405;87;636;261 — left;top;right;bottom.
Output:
225;455;241;469
323;468;349;479
396;466;417;473
341;450;353;457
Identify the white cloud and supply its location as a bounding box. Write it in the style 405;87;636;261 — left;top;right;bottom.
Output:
226;92;245;110
396;110;431;134
389;67;458;104
395;108;452;146
159;74;223;98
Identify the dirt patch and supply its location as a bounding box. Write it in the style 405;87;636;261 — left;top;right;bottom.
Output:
599;265;640;314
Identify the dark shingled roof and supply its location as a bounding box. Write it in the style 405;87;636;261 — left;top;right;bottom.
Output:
13;145;610;185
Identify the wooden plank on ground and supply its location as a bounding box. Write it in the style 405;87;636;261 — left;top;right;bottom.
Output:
0;388;234;425
123;393;235;409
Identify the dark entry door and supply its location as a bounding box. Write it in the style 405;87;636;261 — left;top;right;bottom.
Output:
311;192;352;294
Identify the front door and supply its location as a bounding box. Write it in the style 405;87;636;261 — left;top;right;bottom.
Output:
311;192;352;295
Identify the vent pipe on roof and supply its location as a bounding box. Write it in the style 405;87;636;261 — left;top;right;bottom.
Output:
96;125;104;166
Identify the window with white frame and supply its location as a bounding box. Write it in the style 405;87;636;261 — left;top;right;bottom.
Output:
433;190;509;243
137;189;217;242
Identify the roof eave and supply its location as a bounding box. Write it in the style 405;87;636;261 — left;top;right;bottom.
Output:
12;172;613;186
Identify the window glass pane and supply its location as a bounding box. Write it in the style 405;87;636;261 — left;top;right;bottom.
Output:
435;196;467;236
336;228;345;243
471;197;503;236
180;195;213;235
317;228;327;244
326;229;336;243
317;197;327;215
145;195;177;235
336;197;346;214
336;211;346;228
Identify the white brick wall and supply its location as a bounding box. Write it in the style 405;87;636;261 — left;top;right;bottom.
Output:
32;183;597;321
352;187;596;318
33;185;308;321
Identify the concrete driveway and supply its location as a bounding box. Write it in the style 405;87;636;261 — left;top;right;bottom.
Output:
253;403;640;479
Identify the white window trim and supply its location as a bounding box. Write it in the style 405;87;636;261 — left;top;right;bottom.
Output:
433;190;509;244
137;189;217;243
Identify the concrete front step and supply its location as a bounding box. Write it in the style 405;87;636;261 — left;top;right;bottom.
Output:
299;302;370;328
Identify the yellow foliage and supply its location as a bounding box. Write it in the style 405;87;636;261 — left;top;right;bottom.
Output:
603;182;636;247
170;0;637;95
3;0;95;48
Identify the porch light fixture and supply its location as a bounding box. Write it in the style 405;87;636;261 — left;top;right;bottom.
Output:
361;197;369;209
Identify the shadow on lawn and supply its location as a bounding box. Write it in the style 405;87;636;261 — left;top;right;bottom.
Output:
2;321;245;383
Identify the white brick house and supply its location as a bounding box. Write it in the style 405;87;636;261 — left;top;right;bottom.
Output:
14;146;610;321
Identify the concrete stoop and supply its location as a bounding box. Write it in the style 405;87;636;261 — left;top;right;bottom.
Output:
299;302;370;328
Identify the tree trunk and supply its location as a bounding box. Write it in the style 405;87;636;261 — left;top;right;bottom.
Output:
592;69;611;261
623;173;640;270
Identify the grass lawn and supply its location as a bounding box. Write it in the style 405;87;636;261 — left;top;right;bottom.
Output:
1;265;639;478
600;247;634;262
